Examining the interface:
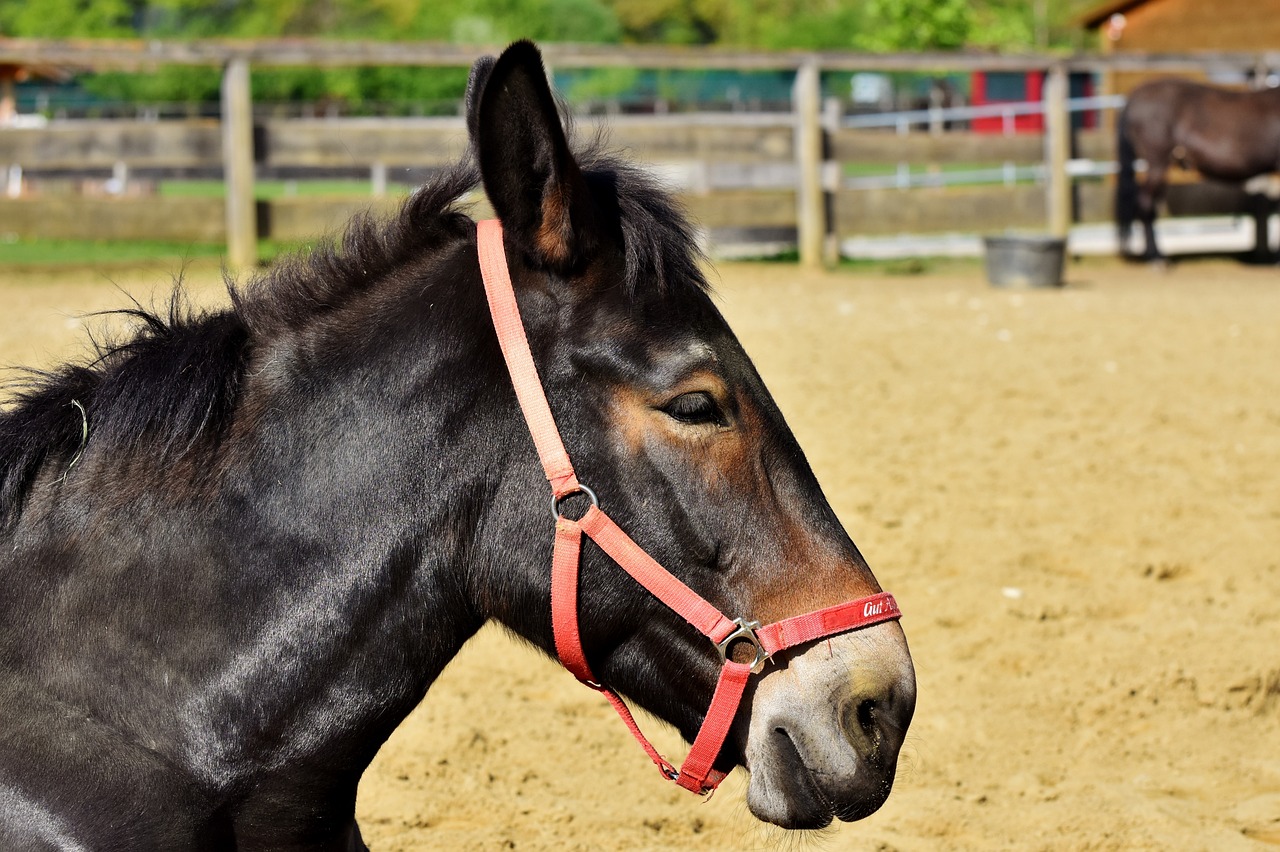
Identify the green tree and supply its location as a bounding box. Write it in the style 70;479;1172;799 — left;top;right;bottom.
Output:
0;0;136;37
0;0;1105;111
4;0;622;110
854;0;973;52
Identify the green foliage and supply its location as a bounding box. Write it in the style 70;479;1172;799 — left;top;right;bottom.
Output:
0;0;135;38
603;0;1099;52
558;67;641;102
970;1;1034;49
3;0;622;108
0;0;1105;109
854;0;973;52
722;0;869;51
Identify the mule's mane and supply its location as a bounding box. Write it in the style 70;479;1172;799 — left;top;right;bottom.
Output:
242;140;707;343
0;141;707;526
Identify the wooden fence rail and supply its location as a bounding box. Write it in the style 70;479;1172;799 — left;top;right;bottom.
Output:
0;39;1275;267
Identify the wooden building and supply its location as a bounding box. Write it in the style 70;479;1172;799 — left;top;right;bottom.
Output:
1080;0;1280;94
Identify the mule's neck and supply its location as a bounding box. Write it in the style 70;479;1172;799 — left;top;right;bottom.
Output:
0;234;553;800
177;237;556;783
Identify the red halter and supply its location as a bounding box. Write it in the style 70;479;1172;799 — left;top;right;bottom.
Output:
476;219;902;794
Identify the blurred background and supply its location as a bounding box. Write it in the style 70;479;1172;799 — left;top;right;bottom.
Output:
0;1;1098;118
1;1;1278;268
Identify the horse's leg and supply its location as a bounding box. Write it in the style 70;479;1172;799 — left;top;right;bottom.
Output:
1248;193;1279;262
1137;162;1169;264
1267;197;1280;264
1252;199;1271;261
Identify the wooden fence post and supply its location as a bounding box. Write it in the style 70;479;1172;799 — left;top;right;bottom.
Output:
821;96;841;266
793;58;825;267
1043;64;1072;239
221;56;258;271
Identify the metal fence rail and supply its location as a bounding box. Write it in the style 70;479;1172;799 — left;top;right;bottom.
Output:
839;95;1127;192
842;94;1126;131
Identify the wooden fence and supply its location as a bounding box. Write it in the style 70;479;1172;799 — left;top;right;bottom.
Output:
0;39;1275;268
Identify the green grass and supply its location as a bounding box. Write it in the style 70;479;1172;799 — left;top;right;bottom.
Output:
843;256;982;276
737;247;983;276
843;161;1029;178
0;236;309;267
159;179;408;200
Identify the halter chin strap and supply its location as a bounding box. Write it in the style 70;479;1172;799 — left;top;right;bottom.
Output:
476;219;903;794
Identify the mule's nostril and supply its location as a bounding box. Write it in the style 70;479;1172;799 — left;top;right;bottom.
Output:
856;699;877;736
850;698;884;755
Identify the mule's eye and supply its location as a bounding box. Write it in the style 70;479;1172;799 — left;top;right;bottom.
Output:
662;391;725;426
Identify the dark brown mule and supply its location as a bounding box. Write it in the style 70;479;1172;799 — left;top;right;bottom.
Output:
1116;77;1280;262
0;42;914;849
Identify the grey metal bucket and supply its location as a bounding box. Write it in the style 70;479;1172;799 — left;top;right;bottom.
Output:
983;235;1066;288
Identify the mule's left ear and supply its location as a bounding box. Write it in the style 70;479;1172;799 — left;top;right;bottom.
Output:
464;55;495;142
468;41;596;271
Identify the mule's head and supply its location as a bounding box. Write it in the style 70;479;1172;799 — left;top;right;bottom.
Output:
467;42;915;829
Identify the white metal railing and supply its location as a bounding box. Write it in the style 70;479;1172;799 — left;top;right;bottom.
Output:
844;159;1122;191
842;94;1125;131
840;94;1126;191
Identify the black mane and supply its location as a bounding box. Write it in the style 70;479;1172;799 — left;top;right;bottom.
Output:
0;142;706;528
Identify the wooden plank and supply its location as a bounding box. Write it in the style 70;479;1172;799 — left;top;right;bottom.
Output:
679;189;796;230
263;194;495;242
1077;182;1111;223
261;118;467;168
599;121;794;164
833;128;1115;167
263;196;404;242
261;116;793;168
1072;179;1258;225
831;130;1045;165
1075;130;1113;162
834;185;1047;236
0;121;221;169
834;181;1268;236
0;119;1112;174
0;196;225;240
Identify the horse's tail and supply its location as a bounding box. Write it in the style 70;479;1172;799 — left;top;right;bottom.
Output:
1115;106;1139;256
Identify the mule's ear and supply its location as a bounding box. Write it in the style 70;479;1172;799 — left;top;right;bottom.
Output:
464;55;495;142
467;40;595;271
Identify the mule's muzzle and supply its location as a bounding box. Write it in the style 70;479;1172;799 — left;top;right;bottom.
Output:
743;623;916;829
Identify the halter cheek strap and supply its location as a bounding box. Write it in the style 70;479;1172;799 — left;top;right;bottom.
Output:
476;219;902;794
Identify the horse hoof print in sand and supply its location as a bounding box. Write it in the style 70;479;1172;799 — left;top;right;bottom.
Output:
0;41;915;848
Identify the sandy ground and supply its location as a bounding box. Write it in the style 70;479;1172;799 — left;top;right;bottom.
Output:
2;256;1278;851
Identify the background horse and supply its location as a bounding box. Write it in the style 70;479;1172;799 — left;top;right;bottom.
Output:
1116;77;1280;262
0;42;914;849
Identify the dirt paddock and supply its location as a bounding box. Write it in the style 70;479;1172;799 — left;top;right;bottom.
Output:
3;257;1278;850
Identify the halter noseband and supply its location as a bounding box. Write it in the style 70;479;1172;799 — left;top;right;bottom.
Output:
476;219;902;794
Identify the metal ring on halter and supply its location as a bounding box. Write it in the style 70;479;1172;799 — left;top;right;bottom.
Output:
715;617;770;674
552;483;599;520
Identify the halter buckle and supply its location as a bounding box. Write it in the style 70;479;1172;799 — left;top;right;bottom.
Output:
715;617;770;674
